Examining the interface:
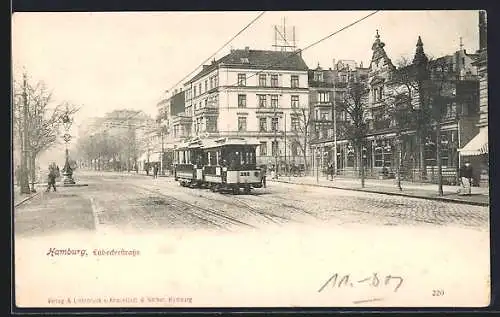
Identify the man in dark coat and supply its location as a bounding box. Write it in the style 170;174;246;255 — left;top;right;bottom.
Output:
260;164;267;188
46;165;57;192
153;163;159;179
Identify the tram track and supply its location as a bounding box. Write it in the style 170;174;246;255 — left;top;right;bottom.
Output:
130;184;258;230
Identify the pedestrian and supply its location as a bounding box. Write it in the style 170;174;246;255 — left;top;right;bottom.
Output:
465;162;473;194
153;163;159;179
145;163;150;176
15;165;21;187
328;161;335;181
135;163;139;174
46;165;57;192
458;162;472;195
260;164;267;188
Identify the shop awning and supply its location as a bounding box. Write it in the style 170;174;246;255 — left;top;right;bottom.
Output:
459;128;488;156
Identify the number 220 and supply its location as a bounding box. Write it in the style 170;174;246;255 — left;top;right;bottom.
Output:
432;289;445;296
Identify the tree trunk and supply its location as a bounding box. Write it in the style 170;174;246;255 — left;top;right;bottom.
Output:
396;137;402;191
356;144;365;188
418;134;425;181
29;151;37;192
436;124;444;196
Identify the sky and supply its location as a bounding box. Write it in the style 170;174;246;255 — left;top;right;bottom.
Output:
12;10;480;126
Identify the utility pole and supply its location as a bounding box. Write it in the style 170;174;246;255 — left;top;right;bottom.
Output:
332;68;338;178
20;72;31;194
274;100;278;179
160;125;165;175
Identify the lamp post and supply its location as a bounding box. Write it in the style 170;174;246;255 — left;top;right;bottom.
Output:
61;105;75;185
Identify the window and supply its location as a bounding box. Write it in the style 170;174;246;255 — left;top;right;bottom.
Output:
318;91;330;103
240;57;249;63
271;117;279;131
291;75;299;88
259;118;267;132
206;117;217;132
271;74;279;87
214;75;218;87
205;80;208;92
291;95;299;108
210;77;213;90
258;95;267;108
259;74;267;87
314;72;323;81
291;142;298;157
193;86;197;97
260;142;267;156
291;117;299;131
271;95;278;108
321;111;329;120
272;141;279;157
238;94;247;108
199;83;202;94
378;87;383;100
238;117;247;131
238;74;246;86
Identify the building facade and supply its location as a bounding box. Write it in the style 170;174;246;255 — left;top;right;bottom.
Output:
460;10;488;187
181;47;310;166
310;31;480;184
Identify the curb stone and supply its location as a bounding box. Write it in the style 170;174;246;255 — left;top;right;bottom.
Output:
14;192;41;208
271;179;489;207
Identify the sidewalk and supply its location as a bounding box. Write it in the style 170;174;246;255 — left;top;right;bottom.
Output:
269;175;490;207
13;187;40;207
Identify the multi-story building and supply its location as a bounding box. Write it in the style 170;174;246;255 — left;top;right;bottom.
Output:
311;31;480;184
460;10;488;186
182;47;310;165
309;60;369;171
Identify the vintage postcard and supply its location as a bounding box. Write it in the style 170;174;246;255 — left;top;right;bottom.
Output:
12;10;490;308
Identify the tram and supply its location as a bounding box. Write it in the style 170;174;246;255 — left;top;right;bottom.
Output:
173;137;263;194
202;137;262;194
173;139;204;187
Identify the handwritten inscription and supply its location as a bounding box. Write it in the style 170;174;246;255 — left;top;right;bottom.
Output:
46;248;141;257
318;273;404;293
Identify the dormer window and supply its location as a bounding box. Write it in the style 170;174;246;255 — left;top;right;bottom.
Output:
240;58;249;64
314;72;323;82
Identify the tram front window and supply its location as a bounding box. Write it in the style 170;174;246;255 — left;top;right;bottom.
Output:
224;147;256;169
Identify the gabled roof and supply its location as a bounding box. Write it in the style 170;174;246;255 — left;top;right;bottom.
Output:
185;49;309;85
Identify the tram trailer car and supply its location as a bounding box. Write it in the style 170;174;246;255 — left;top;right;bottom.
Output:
173;140;204;187
202;138;262;194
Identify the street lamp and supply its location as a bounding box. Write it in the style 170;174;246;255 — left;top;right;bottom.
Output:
61;105;76;185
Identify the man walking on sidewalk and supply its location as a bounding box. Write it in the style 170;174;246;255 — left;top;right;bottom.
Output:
46;165;57;192
153;163;159;179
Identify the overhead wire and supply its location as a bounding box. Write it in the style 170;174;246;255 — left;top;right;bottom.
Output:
84;11;267;138
80;11;380;154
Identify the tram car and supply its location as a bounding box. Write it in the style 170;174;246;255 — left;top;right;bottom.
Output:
173;139;204;187
202;137;262;194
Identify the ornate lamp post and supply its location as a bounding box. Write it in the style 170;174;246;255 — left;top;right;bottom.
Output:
61;105;76;185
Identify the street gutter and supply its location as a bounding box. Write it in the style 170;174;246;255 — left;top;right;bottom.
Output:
271;179;489;207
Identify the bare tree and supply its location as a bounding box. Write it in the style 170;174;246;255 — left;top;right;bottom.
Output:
423;60;457;196
389;57;433;182
337;81;370;188
13;74;79;191
289;106;314;172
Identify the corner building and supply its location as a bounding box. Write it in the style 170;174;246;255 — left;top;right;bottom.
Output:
182;47;310;165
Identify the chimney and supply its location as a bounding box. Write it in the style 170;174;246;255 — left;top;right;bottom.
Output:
479;10;487;51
